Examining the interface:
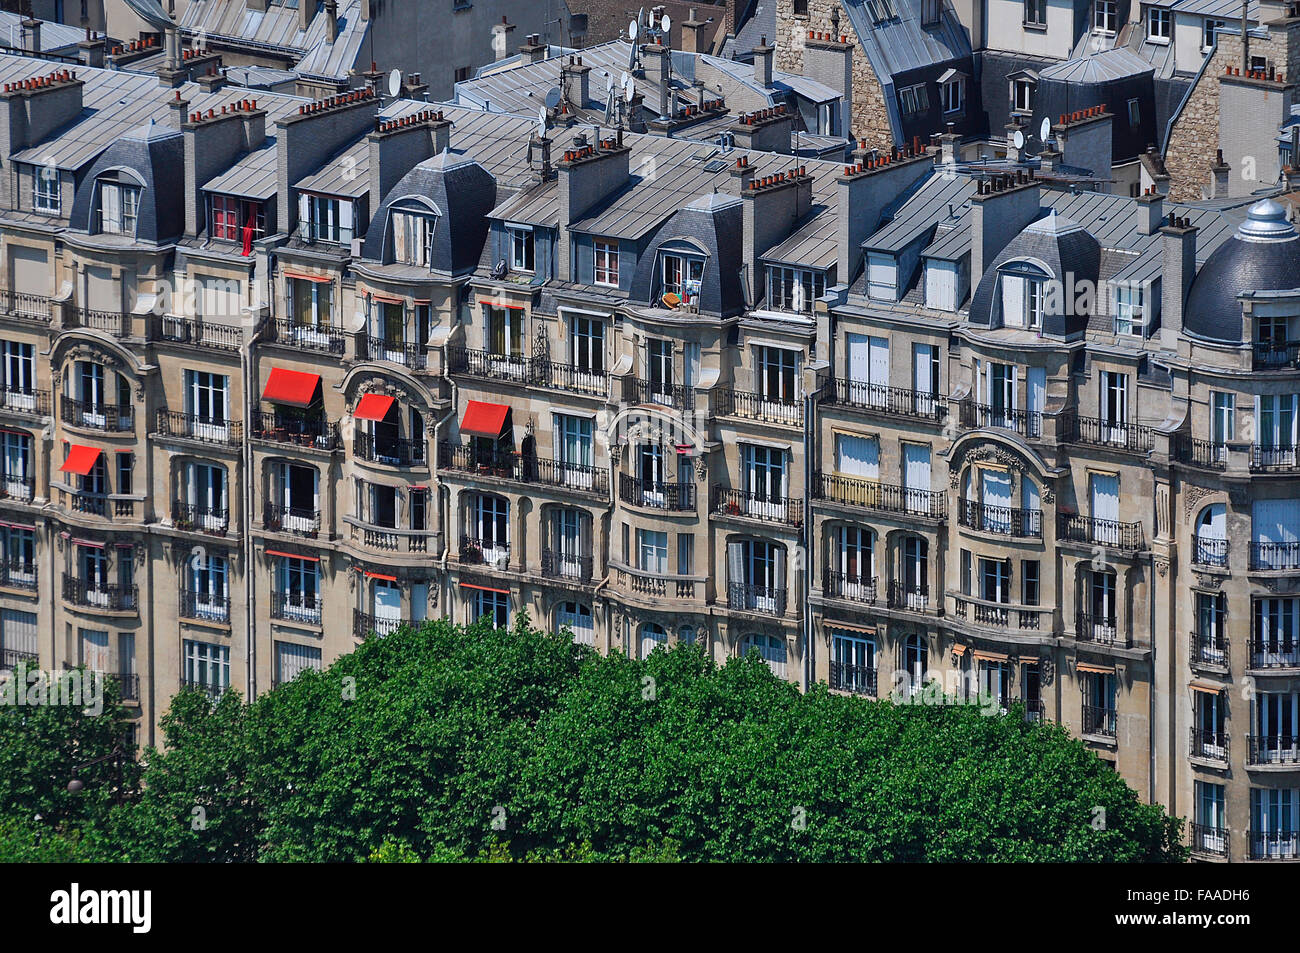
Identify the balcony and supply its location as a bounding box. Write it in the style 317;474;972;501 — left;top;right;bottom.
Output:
1191;535;1228;568
618;473;695;511
266;318;345;355
1189;824;1230;858
0;290;52;322
714;388;802;428
958;498;1042;538
1251;444;1300;472
1076;611;1125;647
829;661;877;696
958;399;1041;437
263;502;320;538
172;502;229;536
61;397;133;432
360;335;427;370
0;474;34;503
1250;639;1300;669
1250;541;1300;571
1191;631;1229;670
0;647;37;670
270;590;322;625
541;548;594;583
621;377;692;409
151;315;242;351
440;442;609;497
62;577;137;612
953;595;1043;630
1247;735;1300;766
0;558;36;590
156;411;242;447
1175;436;1227;470
824;378;946;422
459;535;510;569
712;486;803;527
251;411;341;451
887;582;932;612
1056;513;1144;552
179;589;231;624
1190;728;1229;763
0;387;50;418
354;433;427;467
1252;339;1300;370
1082;705;1117;738
822;570;877;604
1060;412;1154;453
726;582;787;615
1250;831;1300;859
812;472;945;520
73;307;128;336
354;608;405;638
448;346;608;397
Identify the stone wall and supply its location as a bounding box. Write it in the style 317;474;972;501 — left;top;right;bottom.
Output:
774;0;896;150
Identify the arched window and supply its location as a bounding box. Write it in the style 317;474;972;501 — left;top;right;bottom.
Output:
1195;503;1228;567
738;632;787;678
558;601;594;646
639;622;667;659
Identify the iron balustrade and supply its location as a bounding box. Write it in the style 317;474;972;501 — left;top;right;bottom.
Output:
622;377;693;409
1253;340;1300;369
1251;444;1300;471
1076;611;1124;646
459;535;510;567
822;570;877;603
0;558;36;590
263;502;320;537
354;433;427;467
76;308;128;335
269;318;346;354
354;609;405;638
829;661;877;696
1082;705;1118;738
888;582;932;612
726;582;787;615
1247;735;1300;765
362;335;427;370
813;471;946;519
172;502;229;536
1249;638;1300;668
151;315;242;350
1190;728;1230;762
1175;436;1228;469
61;396;133;431
1251;831;1300;859
826;378;946;421
270;590;322;624
0;647;37;670
1190;824;1230;857
0;387;50;417
252;411;341;450
1056;513;1144;551
1191;631;1230;668
1191;535;1229;567
619;473;695;511
1061;412;1155;452
1250;541;1300;570
62;577;137;611
714;388;803;427
179;589;231;623
0;475;34;502
0;290;51;320
959;399;1042;437
958;498;1042;537
541;549;595;582
712;485;803;526
156;410;242;446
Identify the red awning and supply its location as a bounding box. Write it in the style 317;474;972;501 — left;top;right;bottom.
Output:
60;444;102;476
354;393;395;422
266;549;319;562
460;582;509;594
460;400;510;437
263;367;321;407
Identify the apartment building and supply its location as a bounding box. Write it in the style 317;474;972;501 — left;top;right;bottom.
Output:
0;43;1296;860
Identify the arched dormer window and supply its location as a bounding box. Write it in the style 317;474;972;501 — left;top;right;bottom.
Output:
997;260;1049;330
94;170;144;237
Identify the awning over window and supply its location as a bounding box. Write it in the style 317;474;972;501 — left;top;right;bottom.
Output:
59;444;102;476
263;367;321;407
460;400;510;437
354;393;395;422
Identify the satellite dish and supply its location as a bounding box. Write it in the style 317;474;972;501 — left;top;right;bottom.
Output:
1039;117;1051;144
544;86;562;110
628;19;638;40
661;14;672;33
1013;130;1025;150
625;78;636;103
387;68;402;98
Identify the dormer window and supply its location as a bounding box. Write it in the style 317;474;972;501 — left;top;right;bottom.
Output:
96;174;141;236
661;250;704;305
32;165;59;214
299;192;354;245
211;194;265;249
768;265;825;314
392;208;437;267
507;224;534;273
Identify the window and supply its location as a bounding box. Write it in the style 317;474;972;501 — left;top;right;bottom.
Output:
594;239;619;286
899;84;929;116
299;193;353;245
97;178;141;235
1024;0;1046;25
473;588;510;628
1094;0;1117;34
942;78;963;114
1148;7;1171;40
183;640;229;696
211;195;265;245
33;165;59;214
507;224;534;272
921;0;941;26
391;209;437;267
661;251;704;303
1114;284;1143;336
1013;79;1034;113
767;266;825;314
1203;18;1227;51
